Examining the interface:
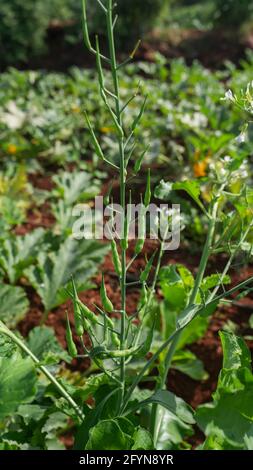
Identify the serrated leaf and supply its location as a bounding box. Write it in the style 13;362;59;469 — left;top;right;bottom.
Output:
27;326;70;364
25;238;109;311
0;228;46;283
53;171;100;205
0;353;37;419
0;283;29;328
201;274;231;292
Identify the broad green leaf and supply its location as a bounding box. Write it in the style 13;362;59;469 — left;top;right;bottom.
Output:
85;419;133;450
173;180;206;213
0;353;37;419
0;283;29;328
17;404;46;425
219;330;251;370
195;332;253;449
25;238;109;311
27;326;70;364
172;349;208;381
0;228;46;283
135;390;195;425
156;407;193;450
42;411;68;450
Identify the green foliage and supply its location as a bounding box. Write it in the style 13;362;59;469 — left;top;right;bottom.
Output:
213;0;253;28
0;353;37;420
0;284;29;328
0;0;75;66
25;238;109;312
196;332;253;449
88;0;167;47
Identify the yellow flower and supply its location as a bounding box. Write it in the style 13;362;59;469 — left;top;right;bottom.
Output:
7;144;17;155
72;105;81;114
193;161;207;178
100;126;114;133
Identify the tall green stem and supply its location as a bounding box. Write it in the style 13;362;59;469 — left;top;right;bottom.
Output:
150;193;221;444
106;0;126;401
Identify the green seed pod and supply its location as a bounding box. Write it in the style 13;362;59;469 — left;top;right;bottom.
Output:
140;251;157;283
78;301;99;326
132;95;147;132
134;146;149;174
111;239;122;276
84;111;104;161
135;204;146;254
134;238;145;255
100;275;114;312
140;283;148;306
65;313;77;358
71;278;84;337
111;331;120;348
144;168;151;207
107;344;141;359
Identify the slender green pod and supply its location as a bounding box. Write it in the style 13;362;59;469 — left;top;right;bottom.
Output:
84;111;105;161
135;203;146;254
100;275;114;312
111;239;122;276
144;168;151;207
134;146;149;174
121;191;132;250
65;312;78;358
132;95;147;132
71;278;84;337
140;250;157;283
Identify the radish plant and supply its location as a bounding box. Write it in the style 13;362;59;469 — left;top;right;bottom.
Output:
1;0;253;450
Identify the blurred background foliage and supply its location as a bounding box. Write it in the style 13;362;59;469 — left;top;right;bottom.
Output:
1;0;253;68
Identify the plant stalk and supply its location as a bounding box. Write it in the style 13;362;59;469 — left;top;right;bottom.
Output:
106;0;127;403
0;323;84;421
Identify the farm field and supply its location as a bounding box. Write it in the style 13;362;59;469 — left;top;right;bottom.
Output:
1;0;253;454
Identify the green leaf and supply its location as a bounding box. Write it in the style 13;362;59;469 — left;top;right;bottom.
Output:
85;419;133;450
134;390;195;425
27;326;70;364
17;404;46;425
25;238;109;311
173;180;206;213
0;283;29;328
41;411;68;450
201;274;231;292
132;428;153;450
0;228;46;283
195;332;253;449
0;353;37;419
155;407;193;450
219;330;251;370
172;349;208;381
